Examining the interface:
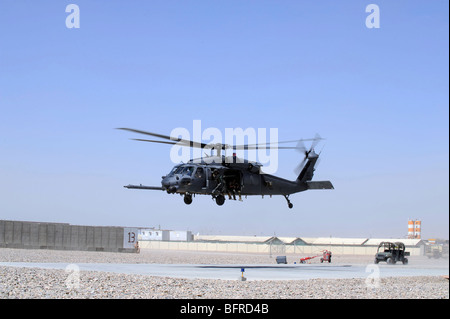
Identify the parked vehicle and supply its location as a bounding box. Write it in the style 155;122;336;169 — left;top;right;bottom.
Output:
374;242;410;265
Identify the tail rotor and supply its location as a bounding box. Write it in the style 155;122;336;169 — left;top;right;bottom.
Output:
294;134;323;175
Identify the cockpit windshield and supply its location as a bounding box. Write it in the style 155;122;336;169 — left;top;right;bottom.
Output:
168;165;182;176
172;165;194;176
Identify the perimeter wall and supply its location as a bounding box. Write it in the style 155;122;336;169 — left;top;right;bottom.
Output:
0;220;137;253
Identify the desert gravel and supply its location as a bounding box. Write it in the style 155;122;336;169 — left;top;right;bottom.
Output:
0;248;448;299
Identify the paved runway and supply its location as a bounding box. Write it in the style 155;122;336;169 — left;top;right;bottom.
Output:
1;262;448;281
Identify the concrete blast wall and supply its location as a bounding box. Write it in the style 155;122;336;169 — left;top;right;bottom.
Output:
0;220;136;253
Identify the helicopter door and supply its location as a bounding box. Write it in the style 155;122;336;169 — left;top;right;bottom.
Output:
223;170;242;192
206;167;219;191
192;167;206;190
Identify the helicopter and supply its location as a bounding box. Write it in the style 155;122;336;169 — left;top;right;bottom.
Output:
118;127;334;208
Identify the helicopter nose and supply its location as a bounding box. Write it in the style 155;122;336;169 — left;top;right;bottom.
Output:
161;177;171;188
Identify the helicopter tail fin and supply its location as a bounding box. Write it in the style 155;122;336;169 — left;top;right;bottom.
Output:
294;137;333;190
296;154;319;183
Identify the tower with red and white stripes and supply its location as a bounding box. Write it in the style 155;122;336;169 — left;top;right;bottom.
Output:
408;219;421;239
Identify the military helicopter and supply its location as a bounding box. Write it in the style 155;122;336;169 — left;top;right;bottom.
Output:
118;128;334;208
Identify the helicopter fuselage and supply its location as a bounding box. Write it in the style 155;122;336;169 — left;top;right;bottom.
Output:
119;128;334;208
161;162;308;197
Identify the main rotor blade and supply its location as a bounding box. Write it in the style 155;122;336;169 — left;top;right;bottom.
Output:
234;145;305;150
117;128;176;141
131;139;178;145
234;137;325;150
132;138;205;148
119;128;325;151
241;137;321;148
117;128;207;149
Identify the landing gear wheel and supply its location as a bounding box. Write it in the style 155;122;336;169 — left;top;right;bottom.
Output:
284;195;293;209
215;195;225;206
184;194;193;205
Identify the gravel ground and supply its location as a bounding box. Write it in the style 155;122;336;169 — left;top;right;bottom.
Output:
0;248;448;299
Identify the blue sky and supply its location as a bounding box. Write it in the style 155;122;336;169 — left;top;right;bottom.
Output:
0;1;448;239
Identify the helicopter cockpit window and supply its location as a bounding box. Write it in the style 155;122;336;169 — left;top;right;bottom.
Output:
183;166;194;176
168;165;182;176
174;166;185;174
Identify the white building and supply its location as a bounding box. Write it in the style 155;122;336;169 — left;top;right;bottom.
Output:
139;229;192;242
139;229;169;241
169;230;193;242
